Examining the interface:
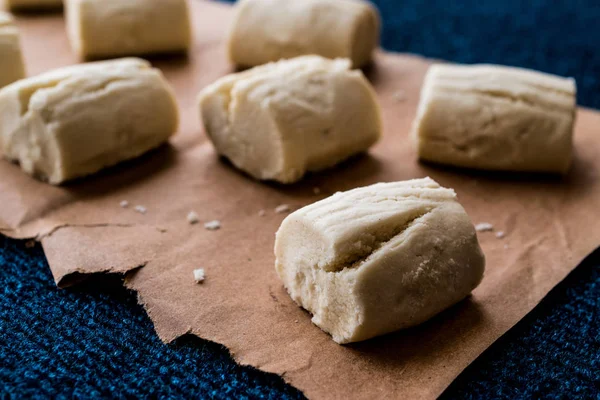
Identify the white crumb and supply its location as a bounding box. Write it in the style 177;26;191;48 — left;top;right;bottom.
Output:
187;211;200;225
475;222;494;232
134;205;147;214
313;187;321;195
294;320;299;323
495;231;506;239
258;210;266;217
120;200;129;208
275;204;291;214
392;90;407;102
193;268;205;283
204;220;221;230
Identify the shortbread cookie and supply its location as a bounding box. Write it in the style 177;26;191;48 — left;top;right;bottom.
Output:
198;56;382;183
412;64;576;174
0;58;178;184
0;12;25;88
275;177;485;344
65;0;192;59
228;0;380;68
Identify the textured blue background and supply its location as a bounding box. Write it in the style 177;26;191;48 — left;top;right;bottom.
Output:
1;0;599;398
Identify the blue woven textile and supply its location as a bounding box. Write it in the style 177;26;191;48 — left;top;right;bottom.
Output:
1;0;599;398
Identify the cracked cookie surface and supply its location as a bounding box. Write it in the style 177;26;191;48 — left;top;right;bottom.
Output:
275;177;485;343
198;56;381;184
228;0;380;69
412;64;576;174
0;58;178;184
65;0;192;60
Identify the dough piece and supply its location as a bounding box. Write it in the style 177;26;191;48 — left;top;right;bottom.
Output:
65;0;191;59
228;0;380;69
198;56;382;184
0;58;178;184
412;64;576;174
275;177;485;344
3;0;62;11
0;12;25;89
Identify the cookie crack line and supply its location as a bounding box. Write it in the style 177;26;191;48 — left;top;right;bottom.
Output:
38;76;133;124
326;209;434;274
18;79;58;116
438;86;570;113
440;72;574;97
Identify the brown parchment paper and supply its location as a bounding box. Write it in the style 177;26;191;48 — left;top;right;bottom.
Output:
2;1;600;398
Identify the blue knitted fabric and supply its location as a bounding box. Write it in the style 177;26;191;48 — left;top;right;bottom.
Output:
1;0;599;398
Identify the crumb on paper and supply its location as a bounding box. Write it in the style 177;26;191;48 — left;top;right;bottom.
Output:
258;209;266;217
193;268;205;283
504;244;509;250
204;220;221;230
134;205;147;214
157;227;168;233
275;204;291;214
120;200;129;208
475;222;494;232
313;187;321;195
295;320;299;323
392;90;407;103
187;211;200;225
495;231;506;239
25;240;35;248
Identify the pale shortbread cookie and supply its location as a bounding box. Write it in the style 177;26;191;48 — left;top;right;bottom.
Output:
412;64;576;174
275;177;485;344
0;12;25;89
0;58;178;184
65;0;191;59
228;0;380;68
198;56;382;184
3;0;62;11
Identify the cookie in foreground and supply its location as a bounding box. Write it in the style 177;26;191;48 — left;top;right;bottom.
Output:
412;64;576;174
198;55;382;184
0;58;178;184
275;177;485;344
0;12;25;89
228;0;380;69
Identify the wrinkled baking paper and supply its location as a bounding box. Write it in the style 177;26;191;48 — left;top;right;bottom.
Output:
2;2;599;399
